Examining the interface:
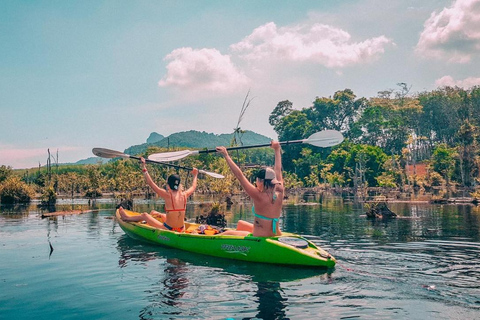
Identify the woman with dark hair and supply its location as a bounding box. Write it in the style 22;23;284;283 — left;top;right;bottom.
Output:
216;141;284;237
119;157;198;232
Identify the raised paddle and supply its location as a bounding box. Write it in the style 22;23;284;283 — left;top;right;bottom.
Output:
148;129;344;162
91;148;225;179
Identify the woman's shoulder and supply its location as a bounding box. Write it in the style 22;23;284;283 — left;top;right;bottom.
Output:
275;183;285;193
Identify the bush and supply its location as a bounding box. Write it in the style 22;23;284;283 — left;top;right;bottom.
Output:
40;186;57;206
85;189;102;199
376;172;397;188
427;171;445;187
0;176;36;204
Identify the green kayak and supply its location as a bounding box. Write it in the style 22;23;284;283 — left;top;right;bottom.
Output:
116;209;336;268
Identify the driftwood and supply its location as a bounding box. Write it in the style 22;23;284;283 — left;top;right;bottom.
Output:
365;201;397;219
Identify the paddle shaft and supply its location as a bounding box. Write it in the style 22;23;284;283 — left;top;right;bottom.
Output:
92;148;224;178
129;155;196;172
196;139;305;154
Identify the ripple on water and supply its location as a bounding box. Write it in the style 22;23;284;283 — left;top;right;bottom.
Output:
327;238;480;315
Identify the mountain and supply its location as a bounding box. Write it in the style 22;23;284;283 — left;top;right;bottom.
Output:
146;132;164;144
74;157;106;165
74;157;108;164
124;130;272;155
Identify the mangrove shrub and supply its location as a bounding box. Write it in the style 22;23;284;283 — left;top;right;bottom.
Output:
0;176;36;204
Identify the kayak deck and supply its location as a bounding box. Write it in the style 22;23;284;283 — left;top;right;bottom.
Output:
116;209;336;268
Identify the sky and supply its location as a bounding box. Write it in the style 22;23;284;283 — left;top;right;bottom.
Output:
1;0;480;169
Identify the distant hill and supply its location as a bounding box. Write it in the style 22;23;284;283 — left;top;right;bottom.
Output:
56;157;105;166
124;130;272;155
75;157;105;165
146;132;165;144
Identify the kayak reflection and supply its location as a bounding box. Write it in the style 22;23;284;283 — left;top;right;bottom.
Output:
115;235;332;318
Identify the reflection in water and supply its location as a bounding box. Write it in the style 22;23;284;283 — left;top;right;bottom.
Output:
116;236;159;268
116;237;192;318
254;281;287;320
115;234;328;319
160;258;189;306
139;258;190;319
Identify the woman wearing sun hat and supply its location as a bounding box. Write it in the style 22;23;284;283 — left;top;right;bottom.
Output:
216;141;284;237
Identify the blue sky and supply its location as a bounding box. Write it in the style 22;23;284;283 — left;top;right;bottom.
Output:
1;0;480;169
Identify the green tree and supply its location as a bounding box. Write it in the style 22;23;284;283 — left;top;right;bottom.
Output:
273;110;313;172
326;142;388;187
0;165;13;183
306;89;367;136
269;100;293;129
354;88;422;155
455;120;479;187
431;143;457;185
417;87;464;146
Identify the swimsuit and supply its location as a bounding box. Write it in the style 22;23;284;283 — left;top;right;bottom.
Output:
165;192;187;213
252;193;279;234
163;222;185;232
163;192;187;232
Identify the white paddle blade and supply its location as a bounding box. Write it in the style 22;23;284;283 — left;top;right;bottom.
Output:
306;130;344;147
148;150;197;162
92;148;129;159
200;170;225;179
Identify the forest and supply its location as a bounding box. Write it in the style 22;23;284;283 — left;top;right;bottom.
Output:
1;84;480;204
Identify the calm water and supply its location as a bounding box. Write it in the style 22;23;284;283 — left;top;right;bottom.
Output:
1;196;480;320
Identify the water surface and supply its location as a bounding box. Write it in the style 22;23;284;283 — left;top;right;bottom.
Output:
1;197;480;319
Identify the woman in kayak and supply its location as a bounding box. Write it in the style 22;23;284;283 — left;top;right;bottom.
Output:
216;141;284;237
119;157;198;232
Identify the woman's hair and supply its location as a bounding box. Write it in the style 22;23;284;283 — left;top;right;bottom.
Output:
256;169;275;189
167;174;181;190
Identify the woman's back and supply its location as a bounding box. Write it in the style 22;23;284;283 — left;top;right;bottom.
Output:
162;190;187;229
250;187;283;237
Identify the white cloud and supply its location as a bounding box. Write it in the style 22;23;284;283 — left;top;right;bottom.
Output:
435;75;480;88
230;22;393;68
416;0;480;63
158;47;249;92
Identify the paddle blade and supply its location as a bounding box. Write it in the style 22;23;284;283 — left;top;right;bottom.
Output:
148;150;195;162
92;148;129;159
199;170;225;179
305;130;344;147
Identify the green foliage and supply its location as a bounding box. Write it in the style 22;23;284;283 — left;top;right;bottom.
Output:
273;110;314;172
269;100;293;128
376;172;397;188
455;120;479;187
327;142;388;187
352;96;421;155
431;143;457;183
282;172;303;189
306;89;367;134
325;172;345;187
0;176;36;204
41;186;57;206
0;165;13;183
426;171;446;187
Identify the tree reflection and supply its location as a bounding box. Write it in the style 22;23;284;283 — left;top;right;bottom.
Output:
160;258;189;306
254;281;288;320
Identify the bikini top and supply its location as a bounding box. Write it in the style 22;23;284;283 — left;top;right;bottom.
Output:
165;192;187;213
